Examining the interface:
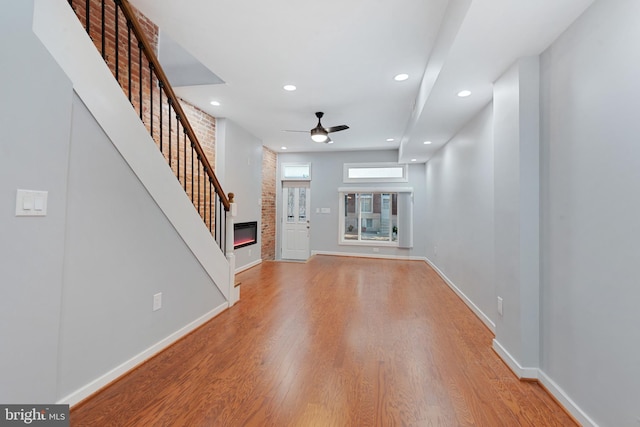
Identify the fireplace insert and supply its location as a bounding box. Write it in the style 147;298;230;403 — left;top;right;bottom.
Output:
234;221;257;249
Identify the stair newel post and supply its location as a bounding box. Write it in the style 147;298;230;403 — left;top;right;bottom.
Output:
226;192;239;306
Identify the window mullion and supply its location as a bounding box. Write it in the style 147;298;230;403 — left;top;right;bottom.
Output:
357;194;361;241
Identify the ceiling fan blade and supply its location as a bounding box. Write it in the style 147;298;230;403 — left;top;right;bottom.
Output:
327;125;349;133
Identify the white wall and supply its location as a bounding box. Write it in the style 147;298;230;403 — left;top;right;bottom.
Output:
493;57;541;372
540;0;640;425
216;118;263;270
424;104;495;331
277;150;427;260
0;0;73;402
424;1;640;425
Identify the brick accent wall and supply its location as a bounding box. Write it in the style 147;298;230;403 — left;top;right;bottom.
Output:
178;100;216;172
261;147;277;260
70;0;220;232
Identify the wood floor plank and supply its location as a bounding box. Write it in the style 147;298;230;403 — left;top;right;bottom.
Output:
70;256;577;426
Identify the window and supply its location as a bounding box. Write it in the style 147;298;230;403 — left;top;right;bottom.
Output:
343;162;408;183
340;191;398;244
282;163;311;180
339;187;413;248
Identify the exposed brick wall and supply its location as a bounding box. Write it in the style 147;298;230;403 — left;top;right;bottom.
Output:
261;147;277;260
70;0;220;232
179;100;216;168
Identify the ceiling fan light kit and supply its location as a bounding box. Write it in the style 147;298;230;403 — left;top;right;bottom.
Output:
311;127;329;143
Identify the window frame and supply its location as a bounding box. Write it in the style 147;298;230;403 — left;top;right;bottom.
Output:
338;187;411;247
281;162;312;181
343;162;408;183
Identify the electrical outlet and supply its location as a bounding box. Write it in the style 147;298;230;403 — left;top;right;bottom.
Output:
248;249;252;256
372;247;379;253
153;293;162;311
497;296;503;316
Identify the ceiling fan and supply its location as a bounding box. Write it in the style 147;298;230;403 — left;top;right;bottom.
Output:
285;112;349;143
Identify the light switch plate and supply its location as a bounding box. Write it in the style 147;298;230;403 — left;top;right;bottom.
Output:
16;189;48;216
153;293;162;311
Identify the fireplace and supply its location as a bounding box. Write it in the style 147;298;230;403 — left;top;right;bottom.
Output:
234;221;258;249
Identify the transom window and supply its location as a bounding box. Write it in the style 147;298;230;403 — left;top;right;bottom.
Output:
343;162;408;183
282;163;311;180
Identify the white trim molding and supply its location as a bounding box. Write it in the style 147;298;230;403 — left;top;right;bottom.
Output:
491;339;539;380
492;339;599;426
537;370;600;427
338;186;413;194
424;257;496;334
311;250;423;262
236;259;262;273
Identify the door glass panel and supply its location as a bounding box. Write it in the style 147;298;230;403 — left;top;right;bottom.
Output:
298;188;307;221
287;188;295;222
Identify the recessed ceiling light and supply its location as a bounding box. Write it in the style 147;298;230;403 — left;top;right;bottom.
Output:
386;138;395;142
423;140;432;145
394;73;409;82
411;158;417;162
281;146;287;150
210;100;221;106
457;90;471;97
283;84;297;91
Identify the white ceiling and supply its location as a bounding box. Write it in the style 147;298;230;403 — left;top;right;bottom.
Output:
130;0;594;163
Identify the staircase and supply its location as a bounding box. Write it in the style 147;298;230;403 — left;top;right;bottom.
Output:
65;0;231;250
53;0;239;307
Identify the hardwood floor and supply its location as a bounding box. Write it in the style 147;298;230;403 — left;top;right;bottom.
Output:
70;256;576;426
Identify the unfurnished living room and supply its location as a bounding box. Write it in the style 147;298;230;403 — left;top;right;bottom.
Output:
1;0;639;426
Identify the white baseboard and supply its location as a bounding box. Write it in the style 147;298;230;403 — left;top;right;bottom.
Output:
537;370;599;427
492;339;599;426
236;258;262;273
58;302;228;407
424;257;496;333
491;339;539;380
311;250;425;261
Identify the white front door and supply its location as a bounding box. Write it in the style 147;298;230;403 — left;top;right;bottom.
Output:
281;183;310;260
